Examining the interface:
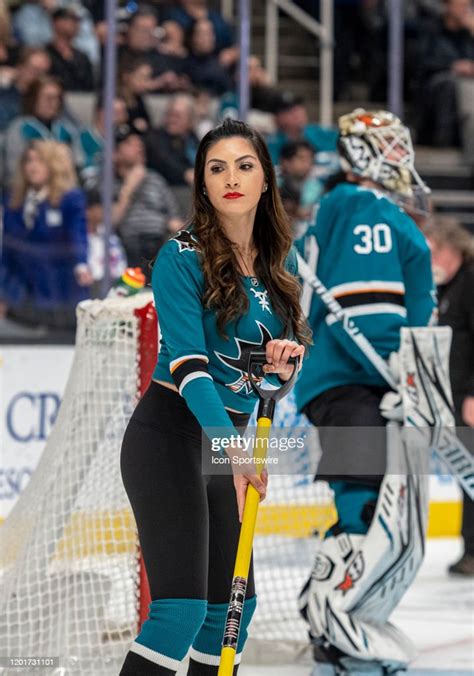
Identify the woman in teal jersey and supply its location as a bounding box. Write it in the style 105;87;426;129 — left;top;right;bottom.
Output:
120;118;309;675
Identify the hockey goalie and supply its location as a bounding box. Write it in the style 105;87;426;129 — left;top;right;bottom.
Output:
294;109;455;675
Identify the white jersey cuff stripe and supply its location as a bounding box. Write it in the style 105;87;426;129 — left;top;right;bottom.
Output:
189;647;242;666
130;641;181;670
179;372;213;394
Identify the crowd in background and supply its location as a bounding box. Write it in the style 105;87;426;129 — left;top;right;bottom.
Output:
0;0;472;337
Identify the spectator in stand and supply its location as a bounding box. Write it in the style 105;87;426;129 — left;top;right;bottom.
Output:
220;55;288;119
12;0;54;49
160;19;189;58
84;1;132;51
85;187;127;299
417;0;474;147
47;6;95;92
81;0;108;50
193;88;218;138
117;55;153;135
4;75;79;184
160;0;235;55
265;93;338;166
145;93;198;187
78;93;129;188
0;139;91;331
118;6;189;94
278;140;324;227
63;1;100;68
111;127;184;276
277;175;305;240
0;47;51;132
244;55;282;113
13;1;99;66
185;18;234;96
424;217;474;576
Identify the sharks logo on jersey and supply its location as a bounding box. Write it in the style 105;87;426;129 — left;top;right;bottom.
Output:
215;321;273;394
173;230;200;253
250;288;272;314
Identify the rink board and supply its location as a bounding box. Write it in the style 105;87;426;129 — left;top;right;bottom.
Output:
0;499;463;558
0;345;465;539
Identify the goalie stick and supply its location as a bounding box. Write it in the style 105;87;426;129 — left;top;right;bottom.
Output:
296;252;474;499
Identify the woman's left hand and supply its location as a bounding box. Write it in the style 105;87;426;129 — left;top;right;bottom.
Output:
263;340;304;381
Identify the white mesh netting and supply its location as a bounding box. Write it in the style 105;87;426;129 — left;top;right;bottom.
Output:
0;294;333;674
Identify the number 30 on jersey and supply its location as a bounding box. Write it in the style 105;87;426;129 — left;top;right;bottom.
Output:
353;223;392;254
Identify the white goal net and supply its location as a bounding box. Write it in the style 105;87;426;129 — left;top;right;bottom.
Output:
0;294;333;674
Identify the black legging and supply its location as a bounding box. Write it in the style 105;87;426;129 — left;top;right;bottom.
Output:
120;378;254;607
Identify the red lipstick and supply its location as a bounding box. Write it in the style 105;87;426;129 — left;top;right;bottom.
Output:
223;192;244;199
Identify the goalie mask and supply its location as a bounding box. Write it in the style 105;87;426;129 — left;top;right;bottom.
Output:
338;109;430;214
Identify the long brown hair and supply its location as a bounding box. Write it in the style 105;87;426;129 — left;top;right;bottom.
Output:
191;118;311;346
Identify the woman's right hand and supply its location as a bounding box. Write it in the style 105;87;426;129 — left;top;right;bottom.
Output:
233;468;268;523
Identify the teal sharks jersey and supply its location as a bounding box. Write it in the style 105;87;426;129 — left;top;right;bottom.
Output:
294;182;437;410
152;230;297;435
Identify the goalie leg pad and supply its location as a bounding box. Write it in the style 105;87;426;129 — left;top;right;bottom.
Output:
303;528;416;668
301;422;429;667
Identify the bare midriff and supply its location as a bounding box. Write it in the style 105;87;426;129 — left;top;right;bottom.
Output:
154;378;178;393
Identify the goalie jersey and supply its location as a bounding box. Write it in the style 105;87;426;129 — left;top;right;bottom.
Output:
294;181;436;410
152;230;297;436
